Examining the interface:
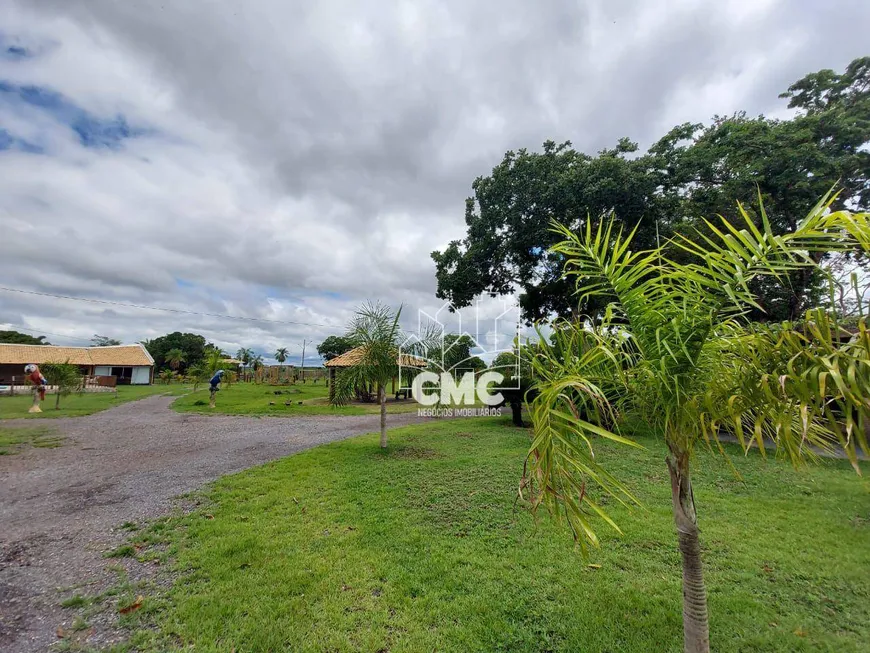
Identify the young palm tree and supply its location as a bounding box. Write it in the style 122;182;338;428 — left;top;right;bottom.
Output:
186;364;208;392
206;349;225;376
331;302;405;448
524;194;870;653
165;348;186;371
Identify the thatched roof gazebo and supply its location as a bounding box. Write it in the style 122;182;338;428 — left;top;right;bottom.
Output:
324;346;427;402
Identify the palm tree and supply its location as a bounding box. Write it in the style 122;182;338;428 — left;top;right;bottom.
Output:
235;348;253;366
331;302;404;448
165;348;186;371
275;347;289;381
206;349;225;376
186;364;208;392
236;347;253;381
250;354;264;381
524;194;870;653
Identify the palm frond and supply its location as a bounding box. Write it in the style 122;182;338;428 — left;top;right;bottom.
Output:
523;321;643;552
529;192;870;548
549;219;671;355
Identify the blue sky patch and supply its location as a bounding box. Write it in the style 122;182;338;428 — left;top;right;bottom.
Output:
0;80;151;150
0;127;43;154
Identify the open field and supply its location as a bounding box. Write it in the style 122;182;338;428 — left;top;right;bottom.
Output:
0;385;189;420
171;381;424;416
107;418;870;652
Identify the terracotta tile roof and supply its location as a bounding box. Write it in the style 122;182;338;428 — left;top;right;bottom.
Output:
87;344;154;366
324;345;427;368
0;343;154;367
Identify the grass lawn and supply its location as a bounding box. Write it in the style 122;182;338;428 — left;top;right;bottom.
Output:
0;384;188;419
171;381;423;417
0;425;64;454
111;418;869;652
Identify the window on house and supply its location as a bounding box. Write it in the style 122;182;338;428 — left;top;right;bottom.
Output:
111;367;133;384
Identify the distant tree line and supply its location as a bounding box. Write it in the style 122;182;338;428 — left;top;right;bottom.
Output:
0;330;50;345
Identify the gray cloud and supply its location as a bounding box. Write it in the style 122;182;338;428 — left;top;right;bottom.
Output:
1;0;868;356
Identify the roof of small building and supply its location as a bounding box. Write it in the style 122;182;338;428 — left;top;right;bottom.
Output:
324;345;427;368
0;343;154;367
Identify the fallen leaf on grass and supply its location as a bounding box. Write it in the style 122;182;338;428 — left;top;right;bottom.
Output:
119;595;144;614
586;564;602;569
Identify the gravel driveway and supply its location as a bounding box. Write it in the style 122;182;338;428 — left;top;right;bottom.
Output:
0;395;431;652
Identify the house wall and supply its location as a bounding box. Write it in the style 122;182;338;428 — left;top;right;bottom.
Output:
131;367;151;385
94;365;152;384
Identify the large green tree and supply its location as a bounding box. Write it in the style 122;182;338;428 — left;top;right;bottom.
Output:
433;57;870;323
142;332;207;371
316;335;354;361
525;196;870;652
433;138;667;322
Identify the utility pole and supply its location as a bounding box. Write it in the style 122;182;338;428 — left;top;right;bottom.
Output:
300;339;308;383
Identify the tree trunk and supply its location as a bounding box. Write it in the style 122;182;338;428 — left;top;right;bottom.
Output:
55;389;60;410
378;383;387;448
666;451;710;653
510;400;523;426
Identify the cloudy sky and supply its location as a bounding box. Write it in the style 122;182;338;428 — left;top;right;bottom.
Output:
1;0;867;365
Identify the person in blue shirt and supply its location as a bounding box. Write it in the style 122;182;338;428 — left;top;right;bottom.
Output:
209;370;224;407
